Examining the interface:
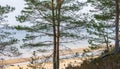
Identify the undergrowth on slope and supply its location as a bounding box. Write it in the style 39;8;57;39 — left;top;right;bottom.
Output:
66;48;120;69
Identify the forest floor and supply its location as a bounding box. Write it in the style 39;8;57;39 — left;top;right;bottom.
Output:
0;47;104;69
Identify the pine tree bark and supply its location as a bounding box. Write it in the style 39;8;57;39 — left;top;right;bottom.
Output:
114;0;119;54
52;0;57;69
56;0;61;69
52;0;63;69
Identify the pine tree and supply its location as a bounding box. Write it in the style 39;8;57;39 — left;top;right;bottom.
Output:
16;0;86;69
0;5;14;23
0;5;18;56
86;0;118;51
87;20;112;51
16;0;86;47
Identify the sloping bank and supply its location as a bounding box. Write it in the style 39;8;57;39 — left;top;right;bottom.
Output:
66;51;120;69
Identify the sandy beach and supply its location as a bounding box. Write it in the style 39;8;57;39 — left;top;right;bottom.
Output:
0;47;104;69
5;57;84;69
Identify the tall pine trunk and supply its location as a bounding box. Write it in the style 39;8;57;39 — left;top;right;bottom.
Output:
52;0;62;69
52;0;57;69
56;0;61;69
114;0;119;54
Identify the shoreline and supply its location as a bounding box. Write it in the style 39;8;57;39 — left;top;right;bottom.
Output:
4;55;100;69
0;47;88;65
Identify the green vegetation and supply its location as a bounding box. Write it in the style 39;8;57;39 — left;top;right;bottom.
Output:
0;0;120;69
86;0;115;51
0;5;19;56
16;0;86;69
16;0;85;48
0;5;15;23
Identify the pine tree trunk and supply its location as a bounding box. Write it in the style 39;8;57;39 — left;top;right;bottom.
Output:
114;0;119;54
52;0;63;69
52;0;57;69
56;0;61;69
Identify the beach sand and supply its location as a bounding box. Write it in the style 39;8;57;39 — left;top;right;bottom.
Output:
0;47;104;69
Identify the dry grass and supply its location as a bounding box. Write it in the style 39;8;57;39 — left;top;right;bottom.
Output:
66;51;120;69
